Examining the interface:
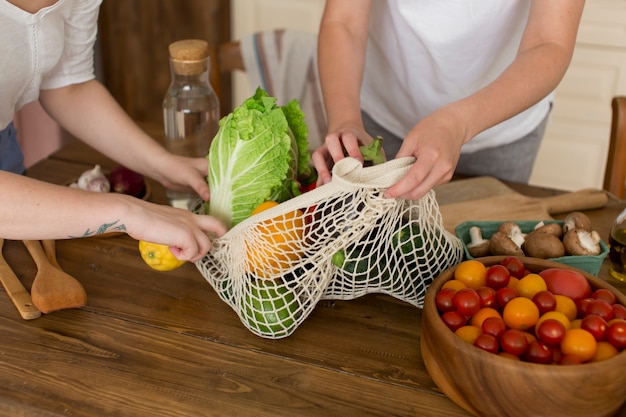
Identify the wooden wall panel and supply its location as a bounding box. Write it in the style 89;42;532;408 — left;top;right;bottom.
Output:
98;0;232;128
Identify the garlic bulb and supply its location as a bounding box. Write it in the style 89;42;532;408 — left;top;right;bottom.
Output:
74;165;111;192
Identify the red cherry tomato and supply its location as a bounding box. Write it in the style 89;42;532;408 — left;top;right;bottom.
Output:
476;286;497;308
536;318;567;346
587;299;615;322
474;333;499;354
613;304;626;321
495;287;519;309
499;329;528;356
524;340;553;364
539;268;591;302
482;316;507;339
435;288;457;313
501;256;526;279
577;298;594;318
580;314;608;341
452;288;481;317
592;288;616;305
485;264;511;289
532;290;557;315
441;311;467;332
607;320;626;349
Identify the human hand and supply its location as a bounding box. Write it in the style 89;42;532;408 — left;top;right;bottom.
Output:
384;110;467;200
151;155;211;201
311;126;372;185
124;197;227;262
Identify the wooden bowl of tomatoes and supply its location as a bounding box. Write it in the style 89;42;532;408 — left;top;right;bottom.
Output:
421;256;626;417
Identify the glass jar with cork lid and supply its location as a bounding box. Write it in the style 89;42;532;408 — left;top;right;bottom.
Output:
163;39;220;209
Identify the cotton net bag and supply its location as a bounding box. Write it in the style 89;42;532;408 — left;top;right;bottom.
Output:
195;156;464;339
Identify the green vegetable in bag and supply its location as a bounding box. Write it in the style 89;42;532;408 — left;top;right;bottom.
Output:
206;87;311;228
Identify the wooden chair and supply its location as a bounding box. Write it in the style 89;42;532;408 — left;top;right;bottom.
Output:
218;41;244;73
604;96;626;199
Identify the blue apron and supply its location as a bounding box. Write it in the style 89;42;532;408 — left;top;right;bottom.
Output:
0;122;26;174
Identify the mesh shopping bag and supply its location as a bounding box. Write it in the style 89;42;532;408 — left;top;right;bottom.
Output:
195;157;464;338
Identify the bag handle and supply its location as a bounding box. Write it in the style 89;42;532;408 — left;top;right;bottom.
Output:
331;157;415;191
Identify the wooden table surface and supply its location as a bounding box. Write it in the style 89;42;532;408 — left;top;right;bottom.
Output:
2;135;626;417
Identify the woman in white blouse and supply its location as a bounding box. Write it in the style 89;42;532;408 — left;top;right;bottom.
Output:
313;0;585;201
0;0;225;261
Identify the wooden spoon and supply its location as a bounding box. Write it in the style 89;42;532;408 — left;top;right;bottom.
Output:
23;240;87;314
42;239;62;269
0;239;41;320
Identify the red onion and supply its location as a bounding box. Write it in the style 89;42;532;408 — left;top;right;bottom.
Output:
107;165;146;198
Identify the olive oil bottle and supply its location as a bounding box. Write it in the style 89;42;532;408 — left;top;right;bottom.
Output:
609;208;626;282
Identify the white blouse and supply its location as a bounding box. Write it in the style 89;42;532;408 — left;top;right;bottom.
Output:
361;0;554;153
0;0;101;129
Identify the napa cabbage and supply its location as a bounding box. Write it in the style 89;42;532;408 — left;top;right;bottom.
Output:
206;87;311;229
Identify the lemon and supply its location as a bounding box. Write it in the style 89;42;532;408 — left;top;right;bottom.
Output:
138;240;186;271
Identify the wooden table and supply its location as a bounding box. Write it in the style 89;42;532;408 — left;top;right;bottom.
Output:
2;137;626;417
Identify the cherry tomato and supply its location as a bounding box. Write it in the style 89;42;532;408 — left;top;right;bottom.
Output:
499;329;528;356
592;288;616;305
452;288;482;317
476;286;496;308
577;298;594;318
613;304;626;321
607;320;626;349
539;268;591;302
536;318;567;346
561;328;598;362
441;311;467;332
485;264;510;289
524;340;554;364
482;316;507;339
532;290;557;315
501;256;526;279
581;314;608;341
435;287;457;313
474;333;499;354
587;299;615;322
495;287;519;309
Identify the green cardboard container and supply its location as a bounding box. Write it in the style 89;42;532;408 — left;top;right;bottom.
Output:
455;220;609;276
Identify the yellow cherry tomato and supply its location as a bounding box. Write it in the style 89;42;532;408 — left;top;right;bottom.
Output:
138;240;186;271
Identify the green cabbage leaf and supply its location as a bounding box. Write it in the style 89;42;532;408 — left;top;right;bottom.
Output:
206;87;310;229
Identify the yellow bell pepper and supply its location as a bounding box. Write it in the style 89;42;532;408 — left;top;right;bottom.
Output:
138;240;186;271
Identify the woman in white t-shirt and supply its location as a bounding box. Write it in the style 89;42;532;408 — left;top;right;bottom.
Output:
0;0;225;260
312;0;585;200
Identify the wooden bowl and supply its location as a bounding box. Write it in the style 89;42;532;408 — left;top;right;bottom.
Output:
421;256;626;417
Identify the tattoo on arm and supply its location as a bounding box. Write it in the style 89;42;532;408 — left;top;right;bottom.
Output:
70;220;127;238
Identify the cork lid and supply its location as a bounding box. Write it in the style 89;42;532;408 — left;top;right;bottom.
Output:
168;39;209;75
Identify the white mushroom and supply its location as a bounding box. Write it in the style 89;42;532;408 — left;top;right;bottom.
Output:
497;221;526;248
466;226;490;258
489;231;524;256
563;212;592;234
522;232;566;259
563;228;602;256
531;221;563;239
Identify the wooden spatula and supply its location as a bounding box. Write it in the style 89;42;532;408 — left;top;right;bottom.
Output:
0;239;41;320
23;240;87;314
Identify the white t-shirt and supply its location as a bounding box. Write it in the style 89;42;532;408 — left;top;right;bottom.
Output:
0;0;101;129
361;0;554;153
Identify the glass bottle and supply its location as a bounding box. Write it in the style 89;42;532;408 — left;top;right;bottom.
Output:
163;39;220;210
609;207;626;282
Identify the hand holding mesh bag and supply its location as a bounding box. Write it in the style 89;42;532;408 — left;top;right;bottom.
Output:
195;157;464;338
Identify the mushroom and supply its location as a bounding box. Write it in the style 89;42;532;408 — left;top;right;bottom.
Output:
531;221;563;239
522;232;566;259
489;231;524;256
563;228;602;256
497;221;526;247
563;212;592;234
466;226;490;258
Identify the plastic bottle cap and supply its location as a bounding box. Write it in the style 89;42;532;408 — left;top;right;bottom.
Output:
168;39;209;75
